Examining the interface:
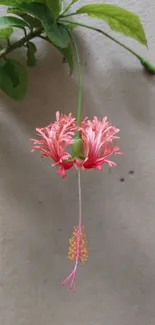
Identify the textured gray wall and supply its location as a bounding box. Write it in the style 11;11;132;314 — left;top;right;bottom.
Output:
1;1;155;324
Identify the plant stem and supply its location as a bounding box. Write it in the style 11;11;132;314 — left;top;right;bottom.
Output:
61;20;141;60
0;27;43;59
69;31;82;126
78;169;82;226
61;0;64;12
60;12;77;19
7;38;11;48
59;1;76;18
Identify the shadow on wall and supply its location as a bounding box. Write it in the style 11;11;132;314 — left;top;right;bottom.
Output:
85;55;155;126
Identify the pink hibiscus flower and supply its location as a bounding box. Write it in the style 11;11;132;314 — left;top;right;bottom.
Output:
77;116;121;170
31;112;121;177
31;112;76;178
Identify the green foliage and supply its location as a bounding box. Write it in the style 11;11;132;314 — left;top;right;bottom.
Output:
0;0;44;5
0;26;13;38
45;0;60;16
0;59;27;99
17;1;55;22
0;15;29;28
0;0;154;101
7;7;42;28
45;22;69;48
17;2;69;48
77;4;147;46
27;41;37;66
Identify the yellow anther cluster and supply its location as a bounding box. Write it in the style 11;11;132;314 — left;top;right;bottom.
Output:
68;226;88;264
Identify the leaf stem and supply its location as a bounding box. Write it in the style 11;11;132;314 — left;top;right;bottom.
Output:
7;38;11;48
0;27;43;59
61;0;64;12
59;2;77;18
60;12;77;19
69;31;82;127
60;20;155;74
61;20;141;59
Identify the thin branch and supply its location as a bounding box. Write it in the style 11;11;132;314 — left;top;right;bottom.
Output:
0;27;43;59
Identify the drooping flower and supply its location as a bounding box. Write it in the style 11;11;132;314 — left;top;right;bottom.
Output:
31;112;76;178
31;112;121;178
62;224;88;291
76;116;121;171
31;114;121;291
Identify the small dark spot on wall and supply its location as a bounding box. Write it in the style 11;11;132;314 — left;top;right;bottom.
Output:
58;228;63;232
120;177;125;183
128;170;134;175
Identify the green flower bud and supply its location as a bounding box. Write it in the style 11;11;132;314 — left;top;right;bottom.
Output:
72;138;84;160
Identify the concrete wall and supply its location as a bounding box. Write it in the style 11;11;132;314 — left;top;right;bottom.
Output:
1;1;155;324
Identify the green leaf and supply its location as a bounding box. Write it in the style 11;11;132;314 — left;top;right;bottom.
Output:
77;4;147;46
61;43;74;75
0;16;29;28
27;41;37;67
18;2;69;48
0;26;13;39
63;21;79;30
17;1;55;22
0;59;27;100
0;0;44;4
46;23;69;48
45;0;60;16
0;59;7;68
0;0;19;4
7;7;42;28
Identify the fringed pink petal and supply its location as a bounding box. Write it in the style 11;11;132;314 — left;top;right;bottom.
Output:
30;111;77;177
56;167;67;178
79;116;121;171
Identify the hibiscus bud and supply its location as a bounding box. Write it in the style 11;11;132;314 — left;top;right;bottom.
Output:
72;138;84;159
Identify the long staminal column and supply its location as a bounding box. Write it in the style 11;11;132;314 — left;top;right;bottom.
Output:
62;170;88;291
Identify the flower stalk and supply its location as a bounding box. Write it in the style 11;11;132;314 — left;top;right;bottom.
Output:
69;31;83;127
